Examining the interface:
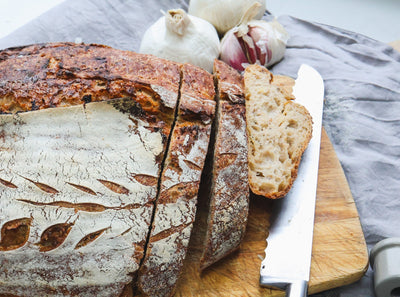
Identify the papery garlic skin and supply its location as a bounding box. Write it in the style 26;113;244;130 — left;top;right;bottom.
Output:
220;19;289;71
188;0;266;35
220;31;249;71
250;19;290;67
139;9;220;73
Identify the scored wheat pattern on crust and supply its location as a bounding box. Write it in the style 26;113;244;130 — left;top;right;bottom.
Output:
1;175;135;196
36;222;74;252
19;175;59;194
0;219;110;252
0;218;32;251
66;182;97;196
0;177;18;189
17;199;145;212
74;227;110;250
131;174;158;187
0;175;142;252
97;179;130;195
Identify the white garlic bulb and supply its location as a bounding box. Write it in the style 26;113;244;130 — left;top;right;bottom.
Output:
139;9;220;73
188;0;266;35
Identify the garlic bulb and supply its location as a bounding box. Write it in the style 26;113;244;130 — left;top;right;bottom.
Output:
139;9;220;73
188;0;266;35
220;3;289;71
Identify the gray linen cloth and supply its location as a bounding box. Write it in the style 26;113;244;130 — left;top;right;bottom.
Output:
1;1;400;296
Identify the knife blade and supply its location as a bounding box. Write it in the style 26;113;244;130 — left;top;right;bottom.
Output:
259;64;325;297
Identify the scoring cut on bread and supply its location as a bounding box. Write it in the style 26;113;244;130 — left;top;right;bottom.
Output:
244;64;313;199
136;63;215;297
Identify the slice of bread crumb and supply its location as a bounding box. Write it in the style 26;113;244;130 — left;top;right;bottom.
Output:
244;64;313;199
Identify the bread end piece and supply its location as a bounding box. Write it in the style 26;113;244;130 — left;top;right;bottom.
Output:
244;64;313;199
197;60;249;271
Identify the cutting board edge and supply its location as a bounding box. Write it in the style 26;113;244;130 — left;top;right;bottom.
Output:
307;128;369;294
309;225;369;295
309;261;369;295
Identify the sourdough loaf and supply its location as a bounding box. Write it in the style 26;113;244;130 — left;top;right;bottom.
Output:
243;64;313;199
136;64;215;297
198;60;249;270
0;42;263;296
0;42;181;296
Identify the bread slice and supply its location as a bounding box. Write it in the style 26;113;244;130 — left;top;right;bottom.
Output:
136;64;215;297
243;64;313;199
0;43;181;296
197;60;249;270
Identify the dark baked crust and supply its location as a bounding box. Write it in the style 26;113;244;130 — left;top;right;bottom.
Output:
137;64;215;297
0;43;180;121
214;59;245;104
0;42;183;154
179;62;216;123
0;43;182;297
198;60;249;269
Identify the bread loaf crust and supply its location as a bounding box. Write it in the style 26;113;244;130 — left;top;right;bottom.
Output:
137;64;215;297
0;43;182;296
0;42;180;118
199;60;249;269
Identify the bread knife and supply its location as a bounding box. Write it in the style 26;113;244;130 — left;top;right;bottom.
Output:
259;64;325;297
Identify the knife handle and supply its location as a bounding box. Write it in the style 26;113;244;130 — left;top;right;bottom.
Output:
286;280;308;297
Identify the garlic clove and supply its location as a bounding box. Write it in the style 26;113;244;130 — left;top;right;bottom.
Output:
248;19;290;67
219;18;289;71
248;26;270;65
240;33;257;65
220;32;249;71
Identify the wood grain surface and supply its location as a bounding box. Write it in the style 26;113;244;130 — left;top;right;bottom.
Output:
175;128;369;297
389;40;400;52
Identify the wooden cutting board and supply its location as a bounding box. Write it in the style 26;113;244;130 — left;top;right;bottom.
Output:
175;128;369;296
